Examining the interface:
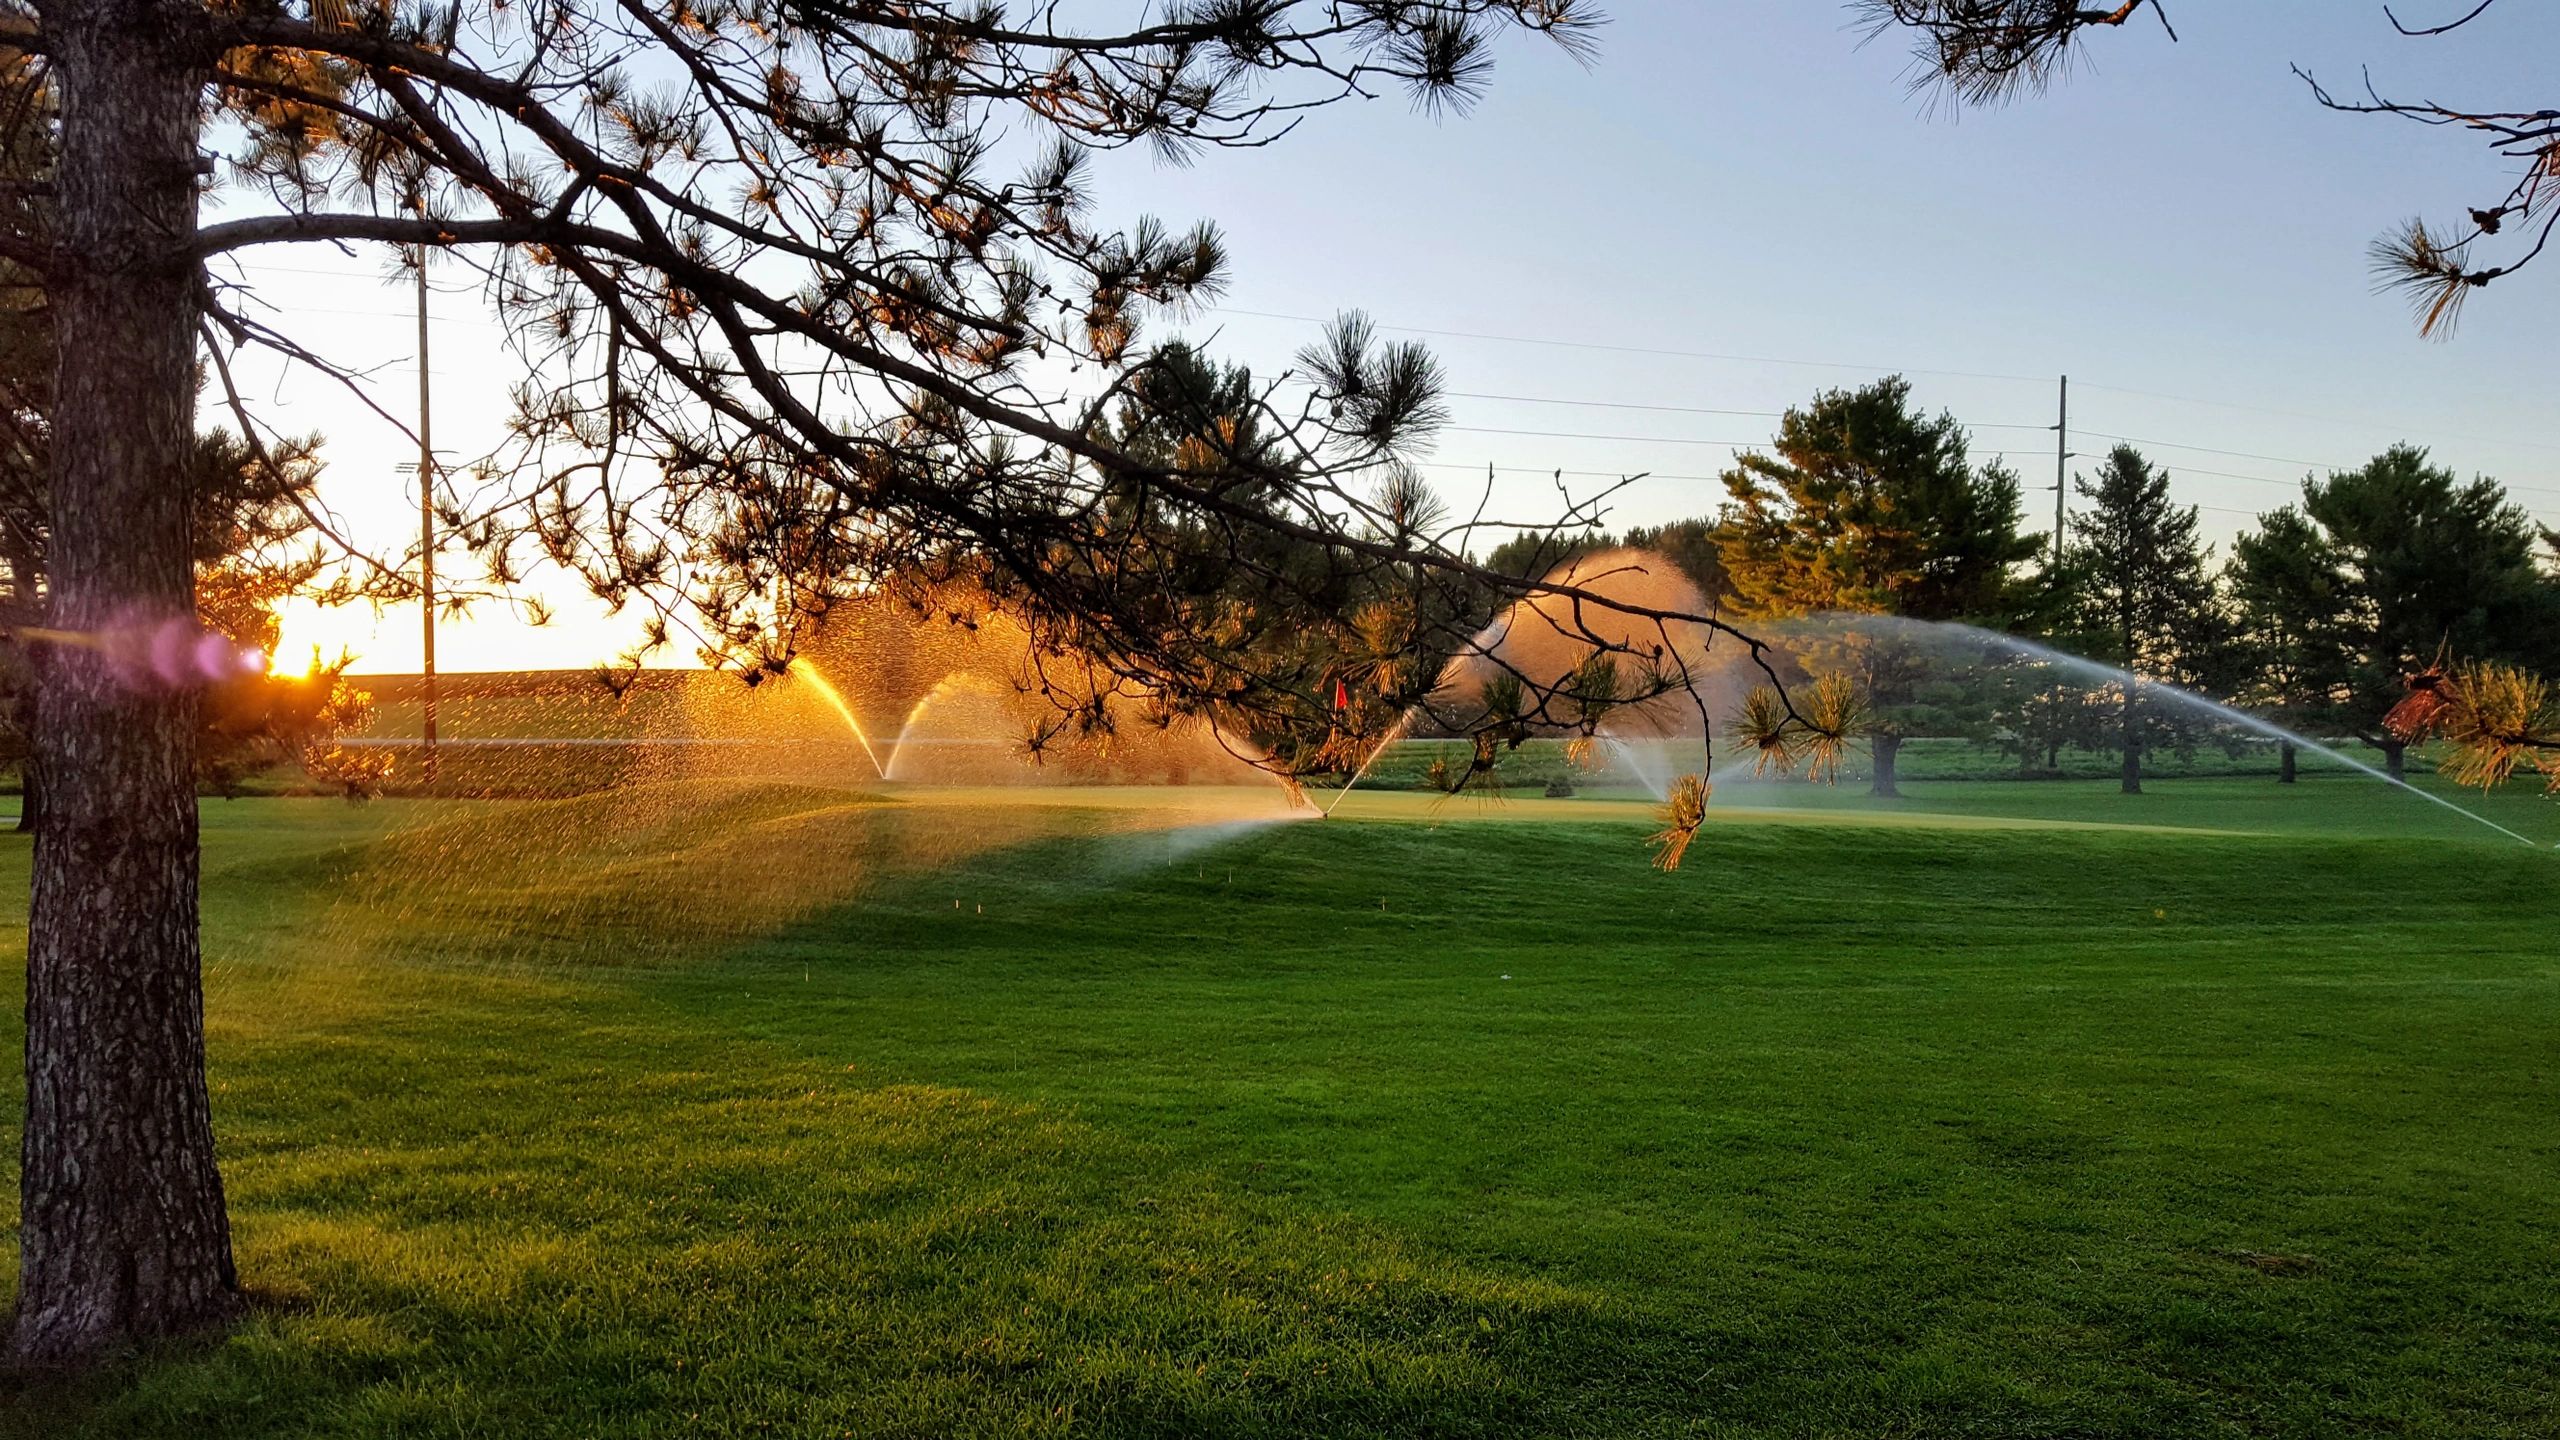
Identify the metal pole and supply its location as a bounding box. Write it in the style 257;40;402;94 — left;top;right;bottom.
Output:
416;252;438;781
2051;374;2068;572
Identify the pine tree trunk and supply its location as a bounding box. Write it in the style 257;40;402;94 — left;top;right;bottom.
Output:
11;2;237;1366
2278;741;2296;785
1869;732;1901;798
2120;681;2141;795
2383;740;2406;781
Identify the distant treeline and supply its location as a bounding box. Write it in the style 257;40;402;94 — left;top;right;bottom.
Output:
1464;376;2560;791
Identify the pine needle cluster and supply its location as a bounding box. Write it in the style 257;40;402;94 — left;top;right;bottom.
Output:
1731;675;1870;783
2386;660;2560;791
1648;773;1710;872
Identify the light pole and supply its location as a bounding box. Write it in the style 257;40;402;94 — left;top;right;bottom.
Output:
2050;373;2070;573
398;249;447;781
416;256;435;779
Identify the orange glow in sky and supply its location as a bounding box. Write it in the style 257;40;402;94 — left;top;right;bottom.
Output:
270;582;657;675
266;641;318;679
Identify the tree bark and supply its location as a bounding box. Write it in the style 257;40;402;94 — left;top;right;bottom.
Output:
2382;739;2406;781
2120;680;2142;795
1869;731;1902;798
11;1;237;1366
2278;740;2296;785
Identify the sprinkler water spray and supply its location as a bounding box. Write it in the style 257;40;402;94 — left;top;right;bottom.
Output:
789;658;890;778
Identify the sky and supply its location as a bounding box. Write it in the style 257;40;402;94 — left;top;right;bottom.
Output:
239;1;2560;673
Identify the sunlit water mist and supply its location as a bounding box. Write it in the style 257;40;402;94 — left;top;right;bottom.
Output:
1323;705;1422;817
645;595;1302;807
1311;545;2541;845
789;659;890;779
1698;610;2528;843
294;597;1339;977
1616;601;2536;846
1319;547;1743;812
1600;734;1678;802
1914;620;2538;847
880;674;1022;785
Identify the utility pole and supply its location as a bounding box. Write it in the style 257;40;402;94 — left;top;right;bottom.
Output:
414;251;438;783
2050;374;2070;573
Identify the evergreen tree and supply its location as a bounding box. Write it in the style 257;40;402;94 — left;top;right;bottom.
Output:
1483;526;1604;583
1984;544;2098;778
1619;518;1731;604
2227;445;2559;778
2225;509;2350;783
1716;376;2039;796
11;4;1645;1356
1482;517;1725;601
0;56;361;827
1081;343;1498;773
2058;445;2220;794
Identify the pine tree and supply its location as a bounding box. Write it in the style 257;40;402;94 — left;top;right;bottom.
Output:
2227;446;2559;779
1617;519;1730;603
0;58;360;827
2058;445;2219;794
2225;509;2348;784
10;1;1668;1360
1716;376;2039;796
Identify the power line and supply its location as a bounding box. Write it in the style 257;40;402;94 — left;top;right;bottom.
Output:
2153;465;2295;491
2076;430;2334;471
1206;305;2053;385
1412;461;2280;520
1439;425;1757;449
227;270;2560;480
1211;304;2560;460
1441;423;2050;458
246;303;508;328
228;259;484;294
1420;379;2380;501
1444;389;2053;430
1417;453;2560;526
2075;432;2560;501
1431;386;2560;502
1447;392;1782;420
211;274;2560;512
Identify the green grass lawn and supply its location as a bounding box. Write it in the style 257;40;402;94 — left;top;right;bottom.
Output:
1313;735;2451;796
6;778;2559;1437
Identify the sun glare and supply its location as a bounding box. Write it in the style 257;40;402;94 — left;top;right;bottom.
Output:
270;597;383;676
